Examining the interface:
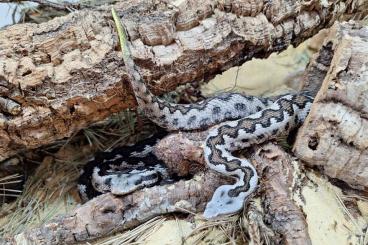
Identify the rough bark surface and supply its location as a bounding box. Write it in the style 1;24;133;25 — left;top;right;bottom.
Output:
294;22;368;190
254;144;311;245
11;172;228;244
9;131;311;244
1;0;367;161
299;32;334;96
154;131;207;176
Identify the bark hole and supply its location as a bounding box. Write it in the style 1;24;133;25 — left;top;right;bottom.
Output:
69;105;76;114
22;70;32;77
101;206;117;214
308;135;319;150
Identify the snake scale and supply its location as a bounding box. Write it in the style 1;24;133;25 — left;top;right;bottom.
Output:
78;20;314;219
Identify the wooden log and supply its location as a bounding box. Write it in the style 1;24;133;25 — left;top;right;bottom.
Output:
293;21;368;190
0;0;367;160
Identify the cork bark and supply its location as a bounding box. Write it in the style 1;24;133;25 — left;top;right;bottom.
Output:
293;21;368;190
8;137;309;244
10;172;227;244
1;0;367;160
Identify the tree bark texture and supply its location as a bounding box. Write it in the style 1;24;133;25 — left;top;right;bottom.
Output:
11;172;227;244
9;137;310;244
293;21;368;190
0;0;367;161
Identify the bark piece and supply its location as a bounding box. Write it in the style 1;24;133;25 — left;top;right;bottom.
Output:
299;31;334;96
246;200;281;244
294;22;368;190
154;131;207;176
254;144;311;245
0;0;367;160
218;0;264;17
0;97;21;116
11;172;228;244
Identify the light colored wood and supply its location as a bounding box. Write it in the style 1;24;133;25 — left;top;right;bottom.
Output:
294;22;368;190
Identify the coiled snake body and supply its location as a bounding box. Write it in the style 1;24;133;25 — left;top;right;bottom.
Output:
78;28;314;219
129;68;313;218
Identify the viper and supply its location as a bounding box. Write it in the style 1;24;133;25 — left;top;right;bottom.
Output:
78;16;313;219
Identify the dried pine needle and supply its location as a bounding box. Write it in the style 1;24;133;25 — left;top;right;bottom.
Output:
95;217;166;245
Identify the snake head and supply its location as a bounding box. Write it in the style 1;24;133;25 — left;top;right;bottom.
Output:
203;185;246;219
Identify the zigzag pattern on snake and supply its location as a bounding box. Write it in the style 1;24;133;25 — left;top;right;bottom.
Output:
78;130;171;202
78;24;314;219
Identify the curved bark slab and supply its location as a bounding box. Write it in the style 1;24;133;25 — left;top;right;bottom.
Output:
11;172;227;244
294;22;368;190
0;0;367;160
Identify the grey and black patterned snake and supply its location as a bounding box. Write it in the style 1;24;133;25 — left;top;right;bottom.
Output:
78;22;314;219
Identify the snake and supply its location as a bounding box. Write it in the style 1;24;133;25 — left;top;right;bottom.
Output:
78;130;172;201
78;20;314;219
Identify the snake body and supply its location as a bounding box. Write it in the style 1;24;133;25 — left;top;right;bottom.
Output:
129;76;274;131
78;24;314;219
78;131;170;201
203;92;312;218
130;69;312;218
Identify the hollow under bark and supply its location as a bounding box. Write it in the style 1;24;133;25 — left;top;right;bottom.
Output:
0;0;367;160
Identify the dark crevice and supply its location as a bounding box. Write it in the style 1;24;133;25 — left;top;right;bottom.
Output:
101;206;116;214
308;135;319;150
21;70;32;77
